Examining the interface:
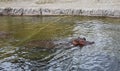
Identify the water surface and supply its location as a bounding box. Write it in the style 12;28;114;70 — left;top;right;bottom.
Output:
0;16;120;71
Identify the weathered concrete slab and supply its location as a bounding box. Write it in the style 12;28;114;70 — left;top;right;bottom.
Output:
0;0;120;17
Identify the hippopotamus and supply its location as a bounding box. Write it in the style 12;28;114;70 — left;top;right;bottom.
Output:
72;37;94;47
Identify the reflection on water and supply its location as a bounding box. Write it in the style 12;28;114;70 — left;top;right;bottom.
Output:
45;20;120;71
0;16;120;71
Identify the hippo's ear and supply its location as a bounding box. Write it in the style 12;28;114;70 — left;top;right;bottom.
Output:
83;37;86;40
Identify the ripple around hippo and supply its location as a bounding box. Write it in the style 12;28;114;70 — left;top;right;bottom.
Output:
44;21;120;71
46;48;119;71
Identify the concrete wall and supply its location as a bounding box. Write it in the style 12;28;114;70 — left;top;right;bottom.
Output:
0;8;119;17
0;0;119;17
0;0;119;3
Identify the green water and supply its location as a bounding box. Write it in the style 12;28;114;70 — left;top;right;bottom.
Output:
0;16;75;60
0;16;119;59
0;16;120;71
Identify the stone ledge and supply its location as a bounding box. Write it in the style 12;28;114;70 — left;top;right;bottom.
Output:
0;7;120;17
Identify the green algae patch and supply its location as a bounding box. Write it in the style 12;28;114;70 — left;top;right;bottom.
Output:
0;16;119;47
13;22;74;46
0;16;74;61
0;16;119;61
0;16;74;47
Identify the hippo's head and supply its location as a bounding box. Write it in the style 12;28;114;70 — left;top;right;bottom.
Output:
72;37;94;47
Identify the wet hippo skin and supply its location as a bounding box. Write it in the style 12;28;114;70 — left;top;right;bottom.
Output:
72;37;94;47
